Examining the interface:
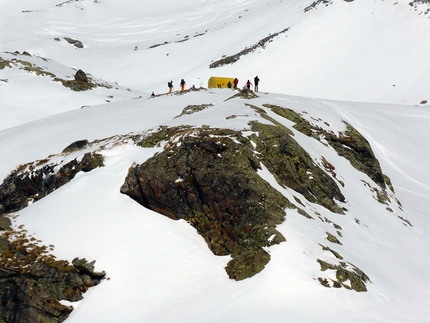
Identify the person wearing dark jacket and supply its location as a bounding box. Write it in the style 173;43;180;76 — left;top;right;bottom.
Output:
254;76;260;92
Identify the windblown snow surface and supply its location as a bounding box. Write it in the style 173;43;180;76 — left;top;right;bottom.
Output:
1;0;430;322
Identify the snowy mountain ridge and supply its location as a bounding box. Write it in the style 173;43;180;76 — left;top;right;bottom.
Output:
2;0;430;106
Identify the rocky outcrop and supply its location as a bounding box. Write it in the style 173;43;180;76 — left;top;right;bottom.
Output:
120;125;348;280
0;215;11;231
0;139;106;322
0;150;103;215
64;37;84;49
62;139;89;153
74;69;88;83
226;88;258;100
325;123;386;188
209;28;290;68
249;120;346;214
121;127;290;280
56;73;97;91
0;52;101;92
0;236;105;323
317;259;370;292
0;223;103;323
265;104;388;189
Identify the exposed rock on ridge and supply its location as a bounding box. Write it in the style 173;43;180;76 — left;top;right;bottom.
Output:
249;120;346;214
0;140;106;323
209;28;290;68
265;104;388;189
0;148;103;215
121;127;290;280
0;220;105;323
120;123;348;280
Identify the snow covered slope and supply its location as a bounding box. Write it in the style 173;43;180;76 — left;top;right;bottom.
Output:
1;0;429;107
0;51;144;130
1;0;430;322
1;88;429;323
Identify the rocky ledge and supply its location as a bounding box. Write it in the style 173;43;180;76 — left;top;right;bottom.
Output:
0;215;105;323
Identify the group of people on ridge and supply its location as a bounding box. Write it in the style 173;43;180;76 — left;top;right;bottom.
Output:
168;79;186;93
154;75;260;98
227;76;260;91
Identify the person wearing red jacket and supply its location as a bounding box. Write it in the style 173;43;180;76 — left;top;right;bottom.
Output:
233;78;239;89
246;79;253;89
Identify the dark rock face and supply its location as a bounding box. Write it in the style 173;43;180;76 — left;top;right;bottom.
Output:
64;37;84;49
62;139;89;153
209;27;289;68
0;151;103;215
121;124;350;279
325;124;386;188
0;142;106;322
121;127;290;280
74;69;88;83
0;248;105;323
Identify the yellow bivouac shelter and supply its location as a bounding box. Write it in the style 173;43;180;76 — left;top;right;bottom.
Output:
208;76;235;89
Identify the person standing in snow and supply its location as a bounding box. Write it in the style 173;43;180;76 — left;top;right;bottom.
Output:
168;81;173;93
180;79;186;91
233;78;239;89
227;81;232;89
246;79;253;90
254;76;260;92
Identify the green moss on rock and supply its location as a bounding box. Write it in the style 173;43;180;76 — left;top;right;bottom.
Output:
328;123;386;188
265;104;387;190
326;232;342;245
138;126;192;148
0;57;11;69
317;259;370;292
263;104;313;136
225;248;271;281
249;121;345;214
22;62;56;77
54;78;97;91
176;104;213;117
121;127;290;280
383;174;395;192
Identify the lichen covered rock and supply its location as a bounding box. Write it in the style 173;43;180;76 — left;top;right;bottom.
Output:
317;259;370;292
249;121;346;214
265;104;387;189
121;127;290;280
0;226;105;323
121;122;357;280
